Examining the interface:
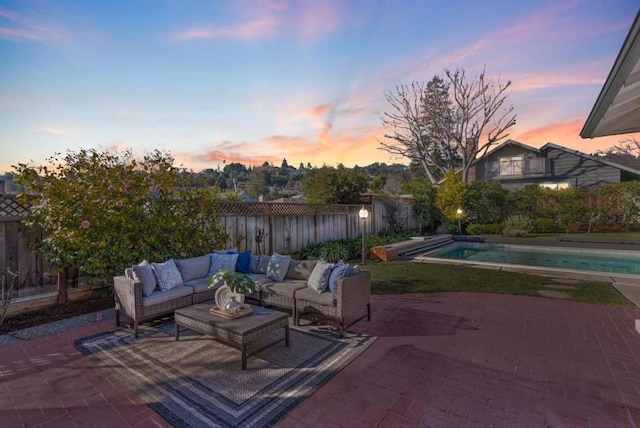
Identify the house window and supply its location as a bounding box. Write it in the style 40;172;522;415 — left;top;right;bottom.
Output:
539;182;570;190
499;156;523;176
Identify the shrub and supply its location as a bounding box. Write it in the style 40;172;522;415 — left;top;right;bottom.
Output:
300;232;412;263
532;218;563;233
502;214;532;237
14;148;228;280
467;223;503;235
318;240;352;263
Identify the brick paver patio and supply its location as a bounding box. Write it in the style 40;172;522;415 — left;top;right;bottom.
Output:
1;292;639;427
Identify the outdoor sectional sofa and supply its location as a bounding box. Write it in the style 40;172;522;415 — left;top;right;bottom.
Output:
113;251;371;337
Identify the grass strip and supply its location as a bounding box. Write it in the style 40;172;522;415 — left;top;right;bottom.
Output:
360;260;635;308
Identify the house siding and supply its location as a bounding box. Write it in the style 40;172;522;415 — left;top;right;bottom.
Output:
470;141;638;190
545;147;622;188
475;145;541;182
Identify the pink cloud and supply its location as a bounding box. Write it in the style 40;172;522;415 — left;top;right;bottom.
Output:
306;104;332;118
38;127;63;135
173;0;339;42
181;120;389;171
0;7;71;43
175;15;282;41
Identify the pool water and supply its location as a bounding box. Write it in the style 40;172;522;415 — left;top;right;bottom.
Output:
426;242;640;276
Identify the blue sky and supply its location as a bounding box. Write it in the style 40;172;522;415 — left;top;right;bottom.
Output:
1;0;638;173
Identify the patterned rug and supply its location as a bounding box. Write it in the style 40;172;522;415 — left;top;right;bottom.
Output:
75;319;375;427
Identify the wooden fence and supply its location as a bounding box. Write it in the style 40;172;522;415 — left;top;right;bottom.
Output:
0;193;420;303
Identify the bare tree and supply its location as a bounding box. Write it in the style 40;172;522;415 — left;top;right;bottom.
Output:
379;76;455;184
594;137;640;170
379;67;516;184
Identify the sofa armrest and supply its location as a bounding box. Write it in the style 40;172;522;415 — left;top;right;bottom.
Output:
113;275;143;319
336;270;371;316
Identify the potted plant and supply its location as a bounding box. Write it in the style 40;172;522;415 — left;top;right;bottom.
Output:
208;268;258;314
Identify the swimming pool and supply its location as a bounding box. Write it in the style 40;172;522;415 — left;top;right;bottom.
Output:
425;242;640;276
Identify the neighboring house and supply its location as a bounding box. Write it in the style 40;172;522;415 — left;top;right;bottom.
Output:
470;139;640;190
219;190;254;202
269;194;307;203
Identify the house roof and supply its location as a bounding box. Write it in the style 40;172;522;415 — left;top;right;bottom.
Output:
472;139;640;179
540;142;640;179
470;139;539;165
581;11;640;138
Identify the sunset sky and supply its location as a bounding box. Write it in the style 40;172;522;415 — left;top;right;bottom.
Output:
1;0;639;173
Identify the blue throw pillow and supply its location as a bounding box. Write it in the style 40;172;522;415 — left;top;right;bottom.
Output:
328;260;349;297
235;250;252;274
213;248;238;254
151;259;183;292
209;253;239;275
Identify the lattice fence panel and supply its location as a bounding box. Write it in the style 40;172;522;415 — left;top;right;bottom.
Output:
0;195;29;219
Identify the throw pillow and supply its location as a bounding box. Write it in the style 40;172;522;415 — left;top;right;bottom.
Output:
266;252;291;282
328;260;350;297
307;259;334;294
286;259;318;280
345;265;360;277
257;255;270;274
212;248;238;254
209;252;239;275
175;254;211;282
151;259;183;292
250;255;260;273
235;250;252;274
131;260;157;297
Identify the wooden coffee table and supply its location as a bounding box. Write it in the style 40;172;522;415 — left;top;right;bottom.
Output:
174;303;289;369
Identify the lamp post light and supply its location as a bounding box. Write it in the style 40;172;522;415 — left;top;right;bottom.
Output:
456;208;463;235
359;205;369;264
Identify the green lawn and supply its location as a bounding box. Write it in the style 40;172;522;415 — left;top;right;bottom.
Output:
360;260;635;308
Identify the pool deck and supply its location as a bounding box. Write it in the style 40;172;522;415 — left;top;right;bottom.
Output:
1;293;639;427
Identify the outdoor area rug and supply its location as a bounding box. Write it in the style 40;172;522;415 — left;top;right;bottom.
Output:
75;319;375;427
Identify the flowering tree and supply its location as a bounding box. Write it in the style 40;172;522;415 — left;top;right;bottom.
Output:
13;148;228;281
436;169;467;224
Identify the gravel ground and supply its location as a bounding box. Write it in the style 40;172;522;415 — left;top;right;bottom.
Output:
0;293;116;349
0;308;116;349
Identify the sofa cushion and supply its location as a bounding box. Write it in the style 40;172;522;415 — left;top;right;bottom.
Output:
175;254;211;282
141;284;193;307
295;286;336;307
247;273;275;287
183;277;213;294
235;250;252;274
307;259;333;293
209;253;239;275
132;260;158;297
262;280;307;299
286;259;318;280
267;253;291;282
257;255;270;274
151;259;183;292
328;260;349;297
